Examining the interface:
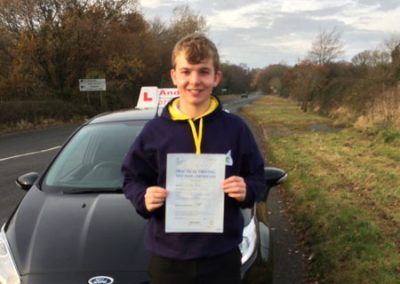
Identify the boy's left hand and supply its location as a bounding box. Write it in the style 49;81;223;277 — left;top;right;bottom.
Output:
223;176;247;202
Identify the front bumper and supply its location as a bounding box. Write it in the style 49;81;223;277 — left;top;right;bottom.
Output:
20;271;149;284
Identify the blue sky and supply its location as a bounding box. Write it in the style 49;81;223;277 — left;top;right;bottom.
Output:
139;0;400;68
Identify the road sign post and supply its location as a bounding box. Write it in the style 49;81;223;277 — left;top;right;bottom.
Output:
79;79;107;106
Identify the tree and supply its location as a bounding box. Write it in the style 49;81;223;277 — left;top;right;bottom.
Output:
352;50;372;67
252;64;288;94
0;0;150;98
0;1;208;104
219;63;252;94
169;5;207;39
0;27;12;79
391;44;400;81
352;49;391;67
307;27;344;65
151;4;208;87
383;33;400;55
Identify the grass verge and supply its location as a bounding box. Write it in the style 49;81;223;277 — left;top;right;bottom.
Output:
241;96;400;283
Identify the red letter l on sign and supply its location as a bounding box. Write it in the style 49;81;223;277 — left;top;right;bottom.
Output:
144;92;152;101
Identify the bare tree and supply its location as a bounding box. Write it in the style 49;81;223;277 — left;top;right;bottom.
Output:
383;33;400;55
307;27;344;65
352;49;390;67
150;4;208;86
351;50;371;66
170;5;207;37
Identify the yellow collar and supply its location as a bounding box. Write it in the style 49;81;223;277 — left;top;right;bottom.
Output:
168;97;219;154
168;97;219;121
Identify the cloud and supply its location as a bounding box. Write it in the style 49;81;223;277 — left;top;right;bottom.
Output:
303;1;400;33
279;0;352;13
207;2;279;30
139;0;400;67
356;0;400;10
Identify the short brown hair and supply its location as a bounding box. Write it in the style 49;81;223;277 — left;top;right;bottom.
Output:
171;33;220;71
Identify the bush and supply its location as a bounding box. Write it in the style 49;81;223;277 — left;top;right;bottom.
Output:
0;99;98;126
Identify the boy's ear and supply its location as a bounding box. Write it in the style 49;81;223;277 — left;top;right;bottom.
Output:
170;68;177;86
213;70;222;87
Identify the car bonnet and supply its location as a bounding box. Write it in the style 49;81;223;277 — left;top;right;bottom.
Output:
5;185;149;276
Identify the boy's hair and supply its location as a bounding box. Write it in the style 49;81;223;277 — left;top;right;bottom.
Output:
171;33;220;71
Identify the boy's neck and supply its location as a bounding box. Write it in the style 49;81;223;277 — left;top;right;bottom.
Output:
178;97;211;119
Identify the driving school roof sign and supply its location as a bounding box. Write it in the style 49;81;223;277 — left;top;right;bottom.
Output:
136;87;179;109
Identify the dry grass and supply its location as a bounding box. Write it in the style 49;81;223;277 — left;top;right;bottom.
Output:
364;89;400;129
241;95;400;283
331;89;400;131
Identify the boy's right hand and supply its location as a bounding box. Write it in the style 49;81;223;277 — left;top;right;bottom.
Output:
145;186;168;212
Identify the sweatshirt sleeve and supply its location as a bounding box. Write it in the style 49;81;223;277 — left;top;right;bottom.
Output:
238;123;266;208
121;127;158;219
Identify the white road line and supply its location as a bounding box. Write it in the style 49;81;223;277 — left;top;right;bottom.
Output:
0;146;61;162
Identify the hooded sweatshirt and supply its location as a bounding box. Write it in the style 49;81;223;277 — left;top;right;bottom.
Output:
122;96;265;260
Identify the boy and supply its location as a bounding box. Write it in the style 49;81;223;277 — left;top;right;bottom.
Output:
122;33;265;283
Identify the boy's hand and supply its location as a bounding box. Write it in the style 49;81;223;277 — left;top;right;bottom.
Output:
145;186;168;212
223;176;247;202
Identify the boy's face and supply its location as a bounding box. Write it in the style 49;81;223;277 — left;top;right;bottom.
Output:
170;52;221;108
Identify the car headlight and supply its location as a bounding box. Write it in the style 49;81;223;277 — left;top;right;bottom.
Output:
239;217;257;264
0;226;20;284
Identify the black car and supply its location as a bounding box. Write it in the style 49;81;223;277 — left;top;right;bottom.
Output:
0;108;286;284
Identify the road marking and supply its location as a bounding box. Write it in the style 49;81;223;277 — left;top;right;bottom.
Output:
0;146;61;162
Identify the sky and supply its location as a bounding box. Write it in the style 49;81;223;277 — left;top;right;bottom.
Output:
138;0;400;69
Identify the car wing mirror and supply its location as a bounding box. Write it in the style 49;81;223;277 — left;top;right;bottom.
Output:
260;167;287;202
15;172;39;191
265;167;287;187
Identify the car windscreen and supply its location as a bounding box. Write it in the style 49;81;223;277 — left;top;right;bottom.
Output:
42;121;145;193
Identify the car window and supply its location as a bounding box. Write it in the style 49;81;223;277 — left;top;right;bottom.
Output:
42;121;145;193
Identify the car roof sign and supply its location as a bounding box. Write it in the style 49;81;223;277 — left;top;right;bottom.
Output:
158;88;179;107
136;87;179;109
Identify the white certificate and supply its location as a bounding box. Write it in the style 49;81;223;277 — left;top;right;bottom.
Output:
165;153;226;233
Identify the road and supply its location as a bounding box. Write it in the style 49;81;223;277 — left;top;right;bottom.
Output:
0;125;79;225
0;95;306;283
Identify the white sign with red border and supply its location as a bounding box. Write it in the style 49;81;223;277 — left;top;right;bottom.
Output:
136;87;179;109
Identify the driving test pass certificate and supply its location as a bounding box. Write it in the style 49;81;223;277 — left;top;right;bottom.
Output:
165;153;226;233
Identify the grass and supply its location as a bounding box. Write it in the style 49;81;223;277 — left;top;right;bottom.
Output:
241;96;400;283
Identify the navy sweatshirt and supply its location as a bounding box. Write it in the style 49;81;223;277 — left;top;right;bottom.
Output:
122;96;265;260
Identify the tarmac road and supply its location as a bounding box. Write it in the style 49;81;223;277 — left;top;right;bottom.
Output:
0;125;79;225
